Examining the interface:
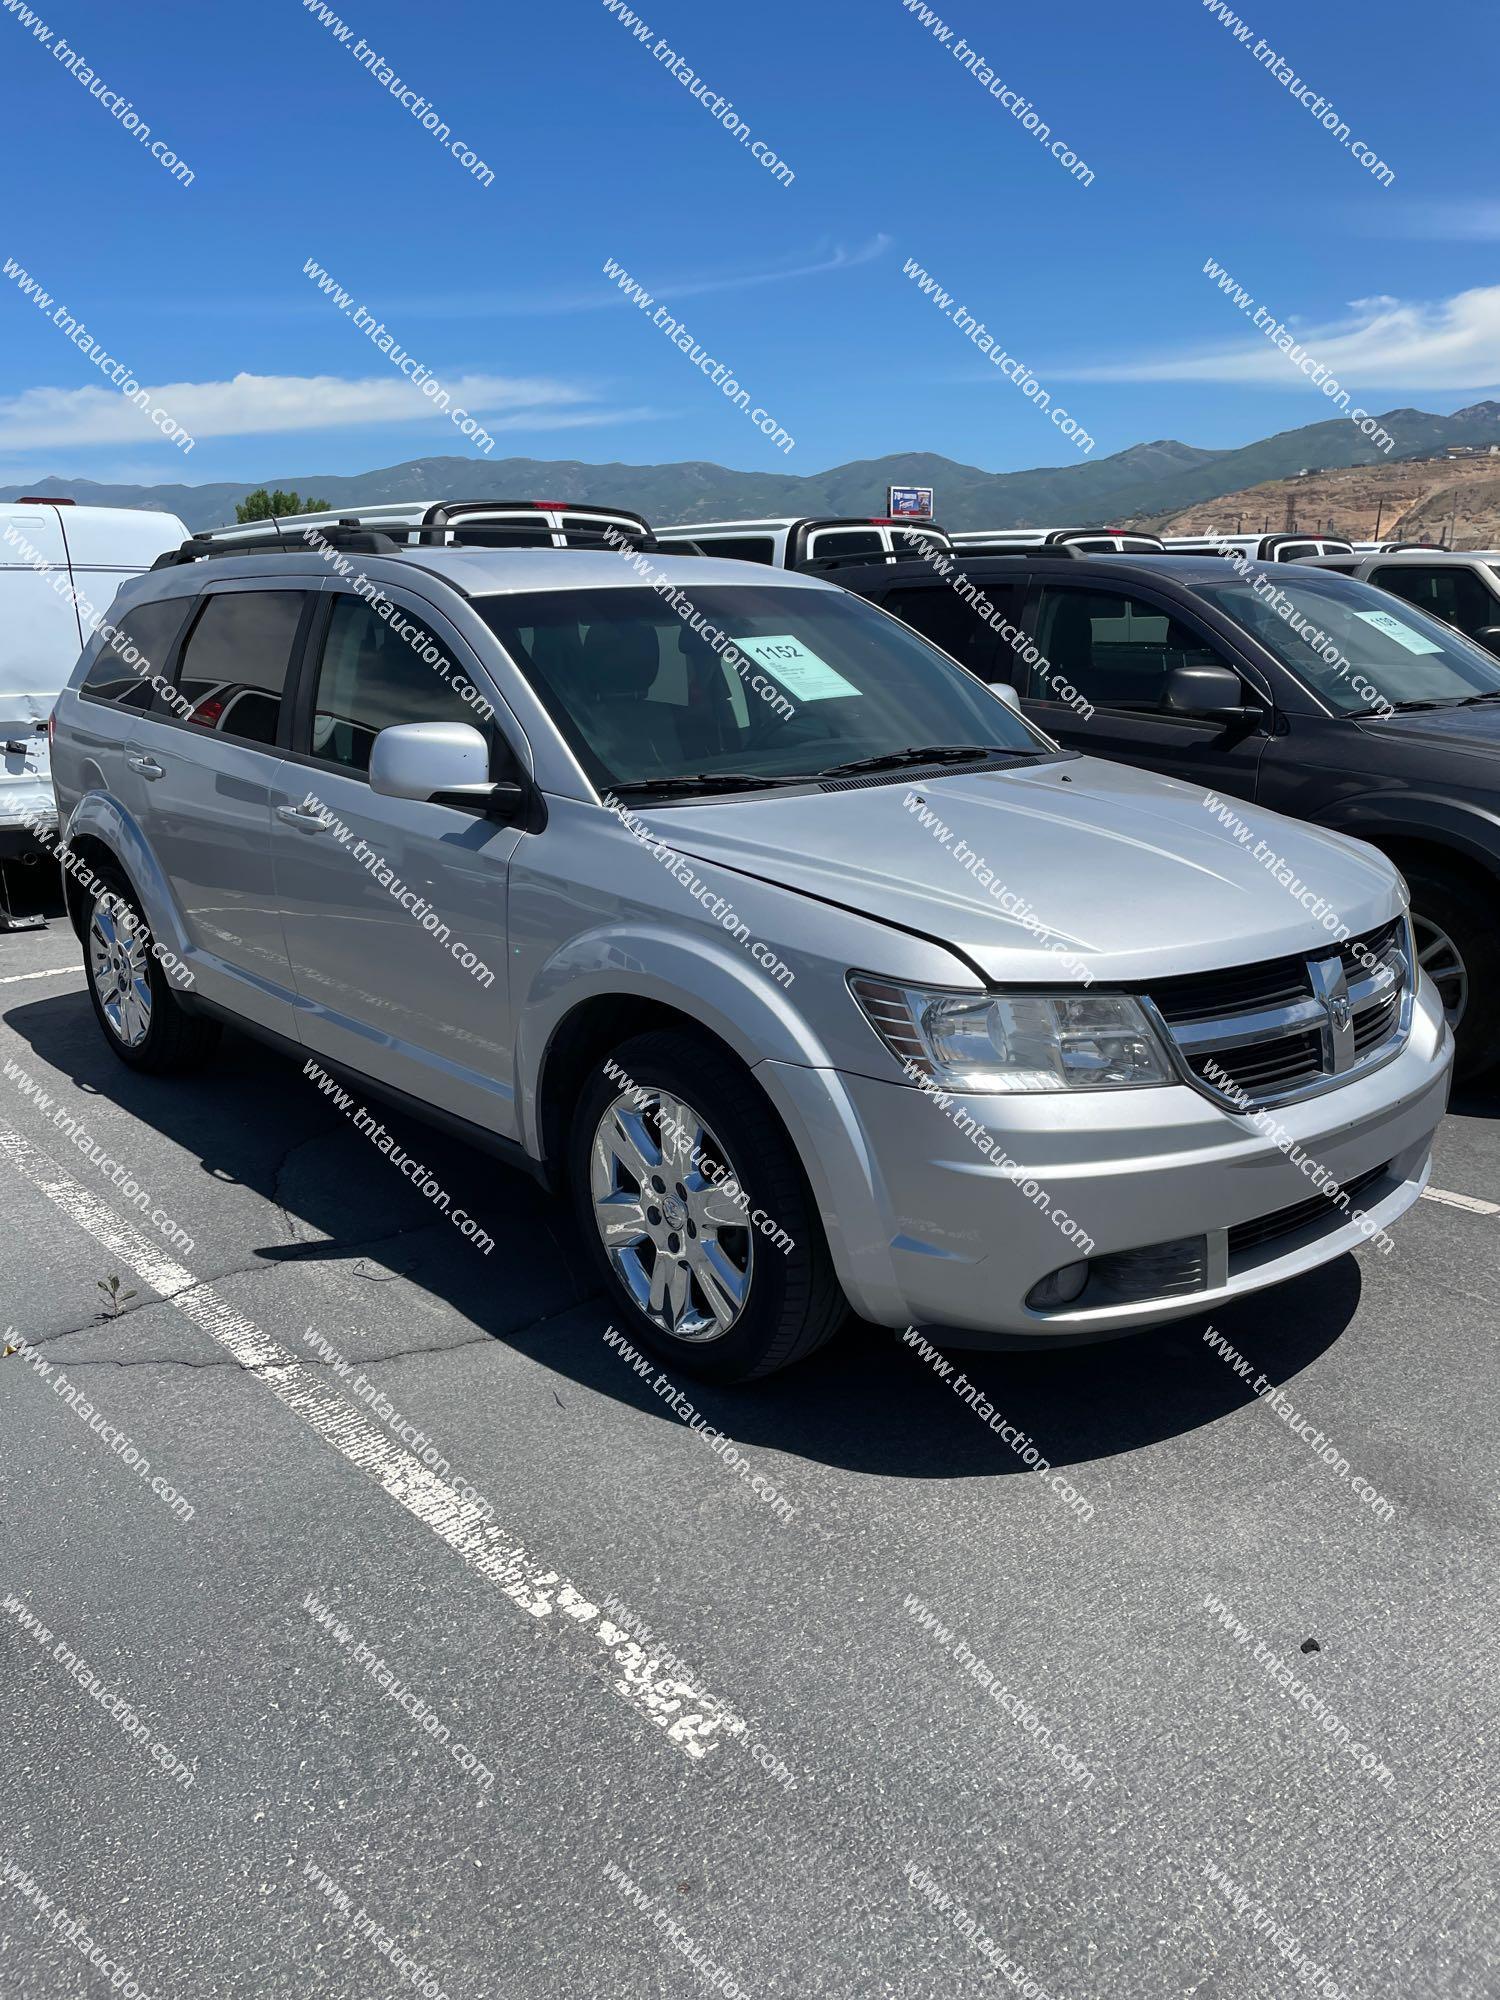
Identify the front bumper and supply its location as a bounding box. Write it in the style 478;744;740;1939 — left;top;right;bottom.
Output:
760;976;1451;1343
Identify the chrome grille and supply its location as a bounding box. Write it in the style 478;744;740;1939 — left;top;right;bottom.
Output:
1145;918;1412;1109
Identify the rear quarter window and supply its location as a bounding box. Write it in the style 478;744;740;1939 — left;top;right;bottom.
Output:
79;596;190;712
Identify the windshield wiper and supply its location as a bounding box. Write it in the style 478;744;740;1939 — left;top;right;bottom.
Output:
815;743;1041;779
1383;698;1454;713
612;771;806;799
1454;690;1500;706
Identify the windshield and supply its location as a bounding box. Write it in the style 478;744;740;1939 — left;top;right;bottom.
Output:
477;585;1050;794
1191;570;1500;713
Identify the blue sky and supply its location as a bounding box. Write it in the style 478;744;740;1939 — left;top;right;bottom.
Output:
2;0;1497;493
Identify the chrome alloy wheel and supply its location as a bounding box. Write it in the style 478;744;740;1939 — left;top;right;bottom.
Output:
1413;912;1468;1031
589;1087;753;1343
89;901;152;1049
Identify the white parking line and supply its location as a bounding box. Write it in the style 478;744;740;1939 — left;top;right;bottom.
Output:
0;966;82;986
1421;1186;1500;1217
0;1120;738;1767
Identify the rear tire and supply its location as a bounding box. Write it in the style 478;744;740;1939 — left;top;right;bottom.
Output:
83;871;219;1075
569;1029;847;1383
1404;861;1500;1081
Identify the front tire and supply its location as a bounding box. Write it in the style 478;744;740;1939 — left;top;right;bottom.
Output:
84;873;219;1074
1405;862;1500;1081
569;1030;847;1383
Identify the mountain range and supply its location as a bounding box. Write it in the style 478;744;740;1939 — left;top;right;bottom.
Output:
8;403;1500;533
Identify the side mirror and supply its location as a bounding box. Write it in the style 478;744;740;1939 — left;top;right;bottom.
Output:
1160;662;1260;723
1471;625;1500;659
369;722;523;815
993;682;1024;713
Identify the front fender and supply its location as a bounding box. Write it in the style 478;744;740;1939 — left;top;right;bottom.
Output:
1315;790;1500;880
515;924;907;1323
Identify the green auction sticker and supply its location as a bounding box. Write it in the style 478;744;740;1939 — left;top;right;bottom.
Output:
733;633;861;701
1354;609;1442;655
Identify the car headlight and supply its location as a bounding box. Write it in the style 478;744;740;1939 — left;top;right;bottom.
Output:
849;974;1174;1093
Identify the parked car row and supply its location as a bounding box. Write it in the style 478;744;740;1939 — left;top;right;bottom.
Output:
39;496;1455;1383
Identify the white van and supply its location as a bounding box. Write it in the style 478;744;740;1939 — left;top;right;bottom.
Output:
0;498;188;926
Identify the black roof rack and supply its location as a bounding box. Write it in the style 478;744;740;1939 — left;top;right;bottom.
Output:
151;521;408;568
803;543;1087;575
152;510;659;571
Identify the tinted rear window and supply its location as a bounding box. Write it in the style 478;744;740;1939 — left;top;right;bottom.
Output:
80;597;190;711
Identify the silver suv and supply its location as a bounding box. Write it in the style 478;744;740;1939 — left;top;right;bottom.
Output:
49;526;1452;1380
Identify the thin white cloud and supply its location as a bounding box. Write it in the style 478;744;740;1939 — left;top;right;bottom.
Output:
1063;286;1500;390
326;235;895;319
1382;200;1500;241
0;371;659;449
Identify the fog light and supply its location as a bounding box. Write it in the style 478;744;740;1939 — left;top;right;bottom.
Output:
1026;1261;1090;1310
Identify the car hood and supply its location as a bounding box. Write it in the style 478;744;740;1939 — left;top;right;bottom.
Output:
1357;700;1500;754
645;756;1401;984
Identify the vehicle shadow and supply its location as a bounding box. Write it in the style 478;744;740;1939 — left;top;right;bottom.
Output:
10;987;1363;1481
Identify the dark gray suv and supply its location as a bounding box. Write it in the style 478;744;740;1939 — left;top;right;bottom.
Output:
831;548;1500;1076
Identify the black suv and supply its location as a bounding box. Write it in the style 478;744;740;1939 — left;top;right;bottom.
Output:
827;549;1500;1076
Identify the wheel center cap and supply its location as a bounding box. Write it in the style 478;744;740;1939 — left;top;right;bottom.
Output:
661;1194;687;1231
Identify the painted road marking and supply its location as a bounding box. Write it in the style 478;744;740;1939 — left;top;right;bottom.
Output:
1421;1186;1500;1217
0;966;82;986
0;1120;736;1767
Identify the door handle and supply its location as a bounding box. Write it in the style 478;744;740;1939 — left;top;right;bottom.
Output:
275;804;331;831
126;753;165;779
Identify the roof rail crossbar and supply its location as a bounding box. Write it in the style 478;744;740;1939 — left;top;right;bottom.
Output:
802;543;1086;574
151;524;406;568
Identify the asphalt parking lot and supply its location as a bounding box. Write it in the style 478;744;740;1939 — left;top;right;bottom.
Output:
1;908;1495;2000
